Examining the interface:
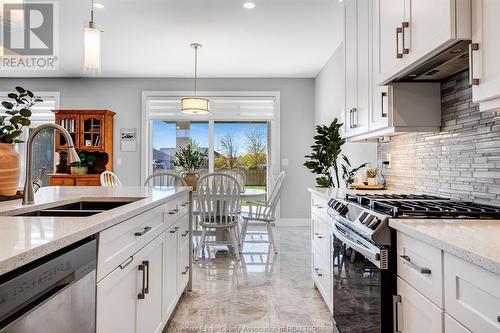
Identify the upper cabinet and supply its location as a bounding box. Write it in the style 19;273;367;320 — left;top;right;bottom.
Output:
344;0;370;137
375;0;471;85
471;0;500;112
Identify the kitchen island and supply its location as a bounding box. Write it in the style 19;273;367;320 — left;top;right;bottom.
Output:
0;186;192;333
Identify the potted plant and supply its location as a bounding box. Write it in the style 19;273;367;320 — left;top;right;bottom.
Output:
304;119;366;188
366;168;378;186
70;152;96;174
173;142;206;190
0;87;42;196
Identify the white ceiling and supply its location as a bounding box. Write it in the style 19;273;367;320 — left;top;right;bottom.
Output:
2;0;344;78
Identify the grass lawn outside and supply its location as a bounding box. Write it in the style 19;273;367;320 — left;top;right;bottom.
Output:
245;185;266;191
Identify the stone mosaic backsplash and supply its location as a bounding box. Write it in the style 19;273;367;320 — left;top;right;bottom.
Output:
378;70;500;204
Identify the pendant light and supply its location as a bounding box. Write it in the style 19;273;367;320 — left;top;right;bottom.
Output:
181;43;210;114
84;0;102;75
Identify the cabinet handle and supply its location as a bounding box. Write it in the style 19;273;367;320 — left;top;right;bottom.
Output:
181;230;189;237
143;260;149;294
401;22;409;55
314;268;323;277
134;226;152;237
181;266;189;275
181;202;189;207
352;108;357;128
169;226;179;234
396;27;403;58
315;233;323;239
381;92;388;118
393;295;402;333
400;255;431;274
168;208;179;215
119;256;133;269
469;43;480;86
349;109;353;128
138;263;146;299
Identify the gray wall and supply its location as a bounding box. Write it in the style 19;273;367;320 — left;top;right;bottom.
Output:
0;78;315;220
314;43;378;174
379;70;500;205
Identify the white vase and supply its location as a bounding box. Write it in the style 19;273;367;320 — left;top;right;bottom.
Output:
367;178;377;186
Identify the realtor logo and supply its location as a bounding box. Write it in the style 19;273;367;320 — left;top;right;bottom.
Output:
1;1;59;70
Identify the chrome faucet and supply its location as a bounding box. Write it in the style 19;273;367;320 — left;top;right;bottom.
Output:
23;123;80;205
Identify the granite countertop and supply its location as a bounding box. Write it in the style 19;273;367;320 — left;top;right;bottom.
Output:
0;186;191;276
308;187;500;275
390;219;500;275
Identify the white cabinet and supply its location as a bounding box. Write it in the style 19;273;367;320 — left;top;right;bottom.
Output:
444;253;500;332
96;193;192;333
471;0;500;112
344;0;370;137
96;235;165;333
395;277;444;333
445;314;471;333
375;0;471;84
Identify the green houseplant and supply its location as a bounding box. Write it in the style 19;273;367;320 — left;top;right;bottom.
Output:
70;152;96;174
173;142;206;190
0;87;42;196
304;119;366;188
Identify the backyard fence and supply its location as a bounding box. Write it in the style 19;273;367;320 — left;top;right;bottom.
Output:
245;169;266;186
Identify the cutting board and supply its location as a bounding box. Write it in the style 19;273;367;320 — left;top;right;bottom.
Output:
353;185;385;190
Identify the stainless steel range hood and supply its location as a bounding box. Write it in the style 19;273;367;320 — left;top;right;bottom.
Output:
395;40;471;82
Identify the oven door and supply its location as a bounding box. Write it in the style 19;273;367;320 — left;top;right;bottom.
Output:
332;221;393;333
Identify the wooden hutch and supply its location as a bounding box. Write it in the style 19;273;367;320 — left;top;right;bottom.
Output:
48;110;115;186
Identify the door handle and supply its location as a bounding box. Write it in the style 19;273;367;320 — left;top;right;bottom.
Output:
143;260;149;294
169;226;179;234
181;266;189;275
469;43;480;86
401;21;410;55
400;255;431;274
381;92;388;118
134;226;152;237
138;263;146;299
393;295;402;333
396;27;403;58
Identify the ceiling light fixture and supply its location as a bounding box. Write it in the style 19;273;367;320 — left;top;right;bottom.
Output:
84;0;102;75
181;43;209;115
243;2;256;9
93;2;104;9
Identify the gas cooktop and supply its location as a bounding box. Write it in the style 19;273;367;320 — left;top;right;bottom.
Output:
345;193;500;219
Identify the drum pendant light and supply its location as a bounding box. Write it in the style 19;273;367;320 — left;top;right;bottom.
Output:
181;43;209;114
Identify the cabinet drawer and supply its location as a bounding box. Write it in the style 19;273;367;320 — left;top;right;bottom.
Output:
397;232;443;307
311;213;330;261
444;252;500;332
312;251;332;313
97;204;167;281
164;195;189;228
396;277;443;333
311;194;329;222
444;314;471;333
50;177;75;186
75;178;100;186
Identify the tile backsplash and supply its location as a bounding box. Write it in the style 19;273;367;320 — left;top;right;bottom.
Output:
378;70;500;204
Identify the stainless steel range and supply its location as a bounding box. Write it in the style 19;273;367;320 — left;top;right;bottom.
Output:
328;193;500;333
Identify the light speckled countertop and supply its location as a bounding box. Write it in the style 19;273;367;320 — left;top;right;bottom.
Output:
0;186;191;276
308;187;500;275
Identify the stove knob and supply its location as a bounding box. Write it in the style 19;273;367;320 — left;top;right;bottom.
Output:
368;218;381;230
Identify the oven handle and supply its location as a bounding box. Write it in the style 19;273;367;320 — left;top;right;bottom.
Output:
332;217;380;263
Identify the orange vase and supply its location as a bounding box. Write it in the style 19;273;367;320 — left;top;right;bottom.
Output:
181;172;199;191
0;143;20;196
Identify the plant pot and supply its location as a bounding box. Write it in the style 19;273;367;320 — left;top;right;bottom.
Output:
0;143;20;196
367;178;377;186
71;166;88;175
181;172;199;190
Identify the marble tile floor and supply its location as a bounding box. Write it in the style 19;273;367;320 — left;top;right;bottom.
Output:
165;226;333;333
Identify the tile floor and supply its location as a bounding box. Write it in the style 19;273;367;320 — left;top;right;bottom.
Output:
166;226;333;333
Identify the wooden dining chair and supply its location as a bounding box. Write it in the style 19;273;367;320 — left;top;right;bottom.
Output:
143;172;187;187
194;173;242;261
100;171;122;187
239;171;285;254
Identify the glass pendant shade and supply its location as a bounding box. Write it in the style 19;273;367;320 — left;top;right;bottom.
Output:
84;25;101;75
181;97;210;115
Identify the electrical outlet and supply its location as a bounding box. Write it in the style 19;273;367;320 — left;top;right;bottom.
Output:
385;154;392;169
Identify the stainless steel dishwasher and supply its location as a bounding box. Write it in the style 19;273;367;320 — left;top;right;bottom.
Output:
0;238;97;333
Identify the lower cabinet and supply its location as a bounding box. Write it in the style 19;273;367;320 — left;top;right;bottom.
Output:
96;196;191;333
444;314;471;333
96;234;165;333
395;277;443;333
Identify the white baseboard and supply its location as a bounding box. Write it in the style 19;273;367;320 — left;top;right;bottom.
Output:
276;218;310;227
